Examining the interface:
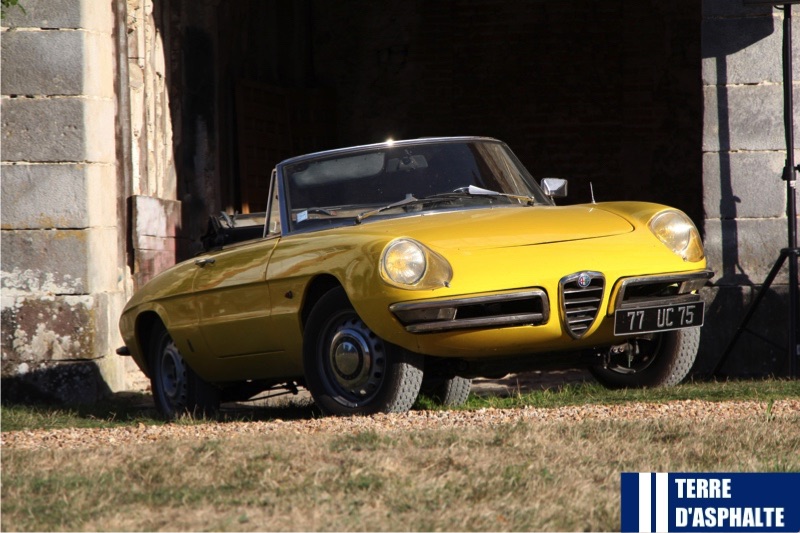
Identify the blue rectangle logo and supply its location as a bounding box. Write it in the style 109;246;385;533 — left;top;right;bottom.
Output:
621;473;800;532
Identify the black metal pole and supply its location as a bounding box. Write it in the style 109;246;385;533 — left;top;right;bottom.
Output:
782;5;799;377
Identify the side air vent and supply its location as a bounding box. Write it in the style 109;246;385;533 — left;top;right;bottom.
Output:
559;271;605;339
390;290;549;334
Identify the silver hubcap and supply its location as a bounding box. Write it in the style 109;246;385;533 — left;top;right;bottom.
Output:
160;341;187;406
325;318;386;404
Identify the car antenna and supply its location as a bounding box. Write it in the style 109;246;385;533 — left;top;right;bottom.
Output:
589;182;596;204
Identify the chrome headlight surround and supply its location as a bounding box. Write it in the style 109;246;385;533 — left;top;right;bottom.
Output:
648;210;705;262
380;238;453;290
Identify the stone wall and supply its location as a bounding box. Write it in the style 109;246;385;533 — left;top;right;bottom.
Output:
1;0;138;401
127;0;177;201
700;1;800;375
127;0;222;263
1;0;219;402
125;0;189;280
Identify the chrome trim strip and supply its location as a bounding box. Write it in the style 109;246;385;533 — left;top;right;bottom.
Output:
406;313;546;333
277;136;502;167
613;270;713;311
616;293;702;311
390;290;546;313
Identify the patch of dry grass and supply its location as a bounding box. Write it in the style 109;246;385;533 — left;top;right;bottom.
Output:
3;414;798;531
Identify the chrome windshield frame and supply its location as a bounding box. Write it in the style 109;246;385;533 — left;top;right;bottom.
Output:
275;137;551;236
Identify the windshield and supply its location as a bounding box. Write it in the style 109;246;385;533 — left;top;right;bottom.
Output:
280;139;551;232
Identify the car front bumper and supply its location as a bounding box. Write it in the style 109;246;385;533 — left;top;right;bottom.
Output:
382;270;713;358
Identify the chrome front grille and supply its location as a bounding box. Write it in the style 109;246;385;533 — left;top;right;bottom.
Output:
560;271;605;339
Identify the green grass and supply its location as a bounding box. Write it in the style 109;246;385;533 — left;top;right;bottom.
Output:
0;393;162;432
2;377;798;432
422;377;800;410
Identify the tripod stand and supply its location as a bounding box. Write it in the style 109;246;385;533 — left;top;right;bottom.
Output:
715;3;800;378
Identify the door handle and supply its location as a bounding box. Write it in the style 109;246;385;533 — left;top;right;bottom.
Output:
195;258;216;267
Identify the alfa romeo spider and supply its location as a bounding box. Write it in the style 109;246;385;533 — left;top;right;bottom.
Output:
118;137;712;417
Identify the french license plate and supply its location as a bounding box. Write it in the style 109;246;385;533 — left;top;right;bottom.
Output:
614;302;704;336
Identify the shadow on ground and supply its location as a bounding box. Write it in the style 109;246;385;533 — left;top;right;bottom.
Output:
471;369;593;397
1;369;596;426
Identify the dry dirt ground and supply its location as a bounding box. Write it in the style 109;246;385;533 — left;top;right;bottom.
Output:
3;370;800;451
4;398;800;451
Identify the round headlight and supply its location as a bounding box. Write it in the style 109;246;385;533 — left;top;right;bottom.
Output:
649;210;704;262
382;239;427;285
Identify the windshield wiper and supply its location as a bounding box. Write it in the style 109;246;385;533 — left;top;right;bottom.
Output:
302;207;338;216
426;185;538;205
356;195;420;224
355;186;537;224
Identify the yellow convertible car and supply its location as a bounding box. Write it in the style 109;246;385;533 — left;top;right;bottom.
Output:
118;137;712;418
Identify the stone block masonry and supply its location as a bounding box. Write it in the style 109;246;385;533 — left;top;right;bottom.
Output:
1;0;131;403
700;2;800;376
2;98;116;162
1;164;116;230
1;30;114;97
0;0;112;31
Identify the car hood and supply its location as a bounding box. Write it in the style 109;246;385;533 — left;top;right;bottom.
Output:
356;204;634;250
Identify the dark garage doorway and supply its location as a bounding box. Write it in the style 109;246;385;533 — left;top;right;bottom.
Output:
156;0;702;258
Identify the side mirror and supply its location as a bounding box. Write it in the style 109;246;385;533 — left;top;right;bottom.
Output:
541;178;568;198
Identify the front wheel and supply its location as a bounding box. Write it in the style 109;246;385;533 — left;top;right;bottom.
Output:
590;327;700;389
303;287;423;416
149;324;220;419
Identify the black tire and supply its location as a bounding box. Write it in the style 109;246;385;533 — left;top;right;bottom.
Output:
590;327;700;389
303;287;424;416
420;375;472;406
149;324;220;420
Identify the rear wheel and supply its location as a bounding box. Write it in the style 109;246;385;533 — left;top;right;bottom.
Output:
590;327;700;389
303;287;423;415
149;324;219;419
420;375;472;406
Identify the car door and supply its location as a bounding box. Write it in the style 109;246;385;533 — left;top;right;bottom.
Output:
193;237;280;359
193;169;287;366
